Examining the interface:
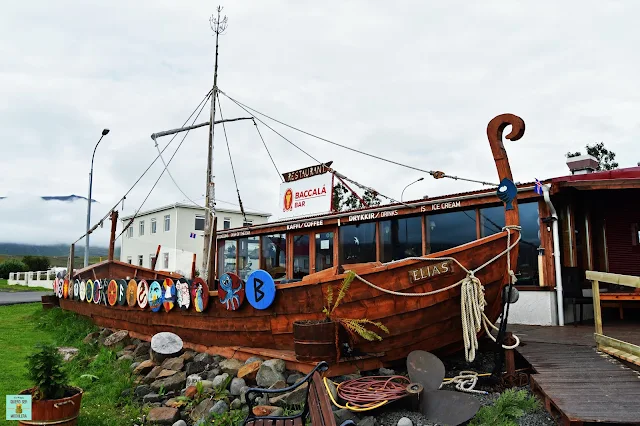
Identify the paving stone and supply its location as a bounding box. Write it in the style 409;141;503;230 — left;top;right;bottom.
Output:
147;407;179;425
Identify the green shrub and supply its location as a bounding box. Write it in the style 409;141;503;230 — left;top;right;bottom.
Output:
0;259;29;278
26;343;69;400
22;255;51;271
470;389;541;426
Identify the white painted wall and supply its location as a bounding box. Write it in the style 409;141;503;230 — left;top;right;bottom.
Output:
509;290;594;325
119;204;269;275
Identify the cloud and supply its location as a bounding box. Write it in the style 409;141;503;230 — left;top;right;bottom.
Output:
1;0;639;246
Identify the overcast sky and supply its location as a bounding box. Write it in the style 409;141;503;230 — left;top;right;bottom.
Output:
1;0;639;246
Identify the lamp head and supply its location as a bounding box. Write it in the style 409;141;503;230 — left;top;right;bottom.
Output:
417;177;424;181
102;129;110;136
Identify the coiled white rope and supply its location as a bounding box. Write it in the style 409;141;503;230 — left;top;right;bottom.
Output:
440;371;488;395
347;226;521;362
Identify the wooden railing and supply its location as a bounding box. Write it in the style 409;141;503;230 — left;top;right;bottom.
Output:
586;270;640;366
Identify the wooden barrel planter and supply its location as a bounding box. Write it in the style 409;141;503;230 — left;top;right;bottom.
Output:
18;387;83;426
293;320;340;363
41;295;59;310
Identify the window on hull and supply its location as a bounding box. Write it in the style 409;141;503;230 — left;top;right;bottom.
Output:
292;234;310;279
261;234;287;280
339;222;376;264
380;216;422;262
427;210;477;253
238;236;259;280
315;232;334;271
220;240;237;275
517;202;541;285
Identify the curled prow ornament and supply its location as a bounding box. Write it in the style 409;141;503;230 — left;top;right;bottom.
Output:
486;113;525;227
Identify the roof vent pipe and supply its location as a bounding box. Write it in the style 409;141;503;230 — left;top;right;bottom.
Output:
542;184;564;326
566;155;599;175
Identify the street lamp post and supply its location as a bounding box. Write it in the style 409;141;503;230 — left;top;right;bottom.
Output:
401;177;424;202
84;129;110;267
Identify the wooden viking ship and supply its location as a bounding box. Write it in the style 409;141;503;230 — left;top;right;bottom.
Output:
58;13;525;373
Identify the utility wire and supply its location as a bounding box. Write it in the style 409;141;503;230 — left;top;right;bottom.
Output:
219;90;499;187
217;96;246;222
73;90;213;244
253;119;284;182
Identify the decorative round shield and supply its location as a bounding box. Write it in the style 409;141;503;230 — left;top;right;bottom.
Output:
117;280;127;305
126;280;137;307
107;280;118;306
53;278;59;297
93;279;101;304
79;280;86;301
86;280;94;303
245;269;277;310
162;279;176;312
64;279;70;299
137;280;149;309
218;272;245;311
175;278;191;310
101;280;109;306
148;281;163;312
190;278;209;313
73;279;80;300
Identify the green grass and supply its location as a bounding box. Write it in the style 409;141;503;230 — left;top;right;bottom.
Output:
0;279;52;292
0;304;144;426
0;254;105;269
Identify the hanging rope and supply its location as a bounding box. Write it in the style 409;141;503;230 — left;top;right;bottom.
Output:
217;96;246;222
347;226;521;362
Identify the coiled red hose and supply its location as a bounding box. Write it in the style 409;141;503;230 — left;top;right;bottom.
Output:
337;375;410;408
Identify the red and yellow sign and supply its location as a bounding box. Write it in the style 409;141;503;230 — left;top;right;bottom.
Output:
283;188;293;211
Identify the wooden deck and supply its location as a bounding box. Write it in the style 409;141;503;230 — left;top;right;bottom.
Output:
511;323;640;425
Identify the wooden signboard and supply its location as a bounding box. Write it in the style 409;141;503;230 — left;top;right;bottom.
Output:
408;260;455;283
282;161;333;182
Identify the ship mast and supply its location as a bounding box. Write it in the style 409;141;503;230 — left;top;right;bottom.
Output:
203;6;227;285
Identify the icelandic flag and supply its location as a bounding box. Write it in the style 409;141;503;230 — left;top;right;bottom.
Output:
189;232;196;239
534;179;543;195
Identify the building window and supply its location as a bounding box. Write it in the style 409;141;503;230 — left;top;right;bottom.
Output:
150;254;156;267
427;210;477;253
127;227;133;238
339;222;377;264
292;234;310;279
315;232;334;271
163;253;169;269
164;215;170;231
223;217;231;230
517;202;541;285
137;255;143;266
261;234;287;280
151;218;157;234
219;240;237;275
480;206;505;237
243;220;253;227
238;236;260;280
126;257;132;264
381;216;422;262
195;215;205;231
139;220;145;236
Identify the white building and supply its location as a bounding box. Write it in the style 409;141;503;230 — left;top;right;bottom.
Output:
119;203;270;275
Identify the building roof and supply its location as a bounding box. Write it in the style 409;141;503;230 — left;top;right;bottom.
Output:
551;166;640;193
120;202;271;221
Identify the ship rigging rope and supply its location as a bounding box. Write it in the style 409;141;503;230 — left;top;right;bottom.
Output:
219;89;500;187
115;91;212;240
72;90;213;245
347;225;521;363
252;118;284;182
217;96;246;221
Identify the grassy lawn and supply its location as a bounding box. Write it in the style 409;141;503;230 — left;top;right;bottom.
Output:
0;278;52;292
0;304;144;426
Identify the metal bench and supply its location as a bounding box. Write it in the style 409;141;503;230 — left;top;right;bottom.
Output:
243;361;355;426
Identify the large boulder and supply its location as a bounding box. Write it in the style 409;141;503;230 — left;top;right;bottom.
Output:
150;332;183;364
262;359;286;373
219;358;244;376
147;407;179;425
185;361;207;376
151;372;187;393
103;330;131;348
269;382;308;407
256;362;286;388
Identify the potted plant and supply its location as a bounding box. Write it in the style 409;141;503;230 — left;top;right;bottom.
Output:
18;344;83;426
293;271;389;362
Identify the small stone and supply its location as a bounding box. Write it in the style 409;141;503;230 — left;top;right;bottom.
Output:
240;385;250;403
230;377;246;396
57;347;79;362
268;380;287;390
184;386;198;399
200;380;213;390
286;373;304;385
257;362;286;388
83;331;99;344
157;370;178;379
379;367;395;376
185;361;207;376
133;341;151;359
98;328;113;344
149;402;162;408
121;388;131;398
164;398;183;408
270;383;308;406
132;338;142;346
104;330;131;348
186;374;203;388
119;354;134;362
325;379;338;402
150;332;184;364
334;408;360;425
130;362;141;371
147;407;179;425
162;357;185;372
143;393;162;403
172;421;187;426
117;349;132;358
358;416;376;426
212;373;230;389
397;417;413;426
238;361;262;381
262;359;286;373
179;351;195;362
209;399;229;415
134;359;156;375
244;356;263;364
252;405;282;417
151;372;187;392
206;368;221;380
144;366;164;384
230;398;242;410
219;358;244;376
190;399;214;422
135;385;152;398
193;352;213;364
